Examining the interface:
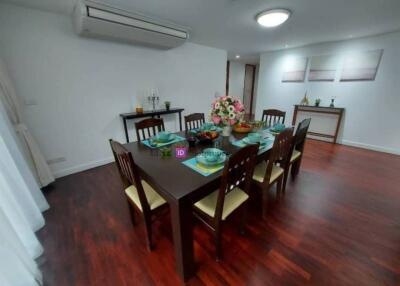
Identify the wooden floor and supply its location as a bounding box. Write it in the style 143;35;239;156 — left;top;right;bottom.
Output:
38;140;400;286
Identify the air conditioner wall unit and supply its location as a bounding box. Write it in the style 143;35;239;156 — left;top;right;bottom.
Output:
72;1;190;49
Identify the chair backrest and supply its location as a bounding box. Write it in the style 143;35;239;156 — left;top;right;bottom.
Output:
184;113;205;130
135;118;165;142
293;118;311;148
258;128;294;186
272;127;295;166
214;144;259;222
109;139;151;213
261;109;286;126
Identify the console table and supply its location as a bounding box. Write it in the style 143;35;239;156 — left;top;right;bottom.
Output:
292;105;344;144
120;108;184;142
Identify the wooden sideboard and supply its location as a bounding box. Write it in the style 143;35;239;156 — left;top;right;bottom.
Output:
292;105;344;144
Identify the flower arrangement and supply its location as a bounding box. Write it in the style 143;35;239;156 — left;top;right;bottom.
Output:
210;95;245;126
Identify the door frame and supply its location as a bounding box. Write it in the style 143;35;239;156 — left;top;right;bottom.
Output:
225;61;230;95
244;64;256;116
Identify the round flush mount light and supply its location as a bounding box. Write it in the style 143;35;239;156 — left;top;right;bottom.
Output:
256;9;291;28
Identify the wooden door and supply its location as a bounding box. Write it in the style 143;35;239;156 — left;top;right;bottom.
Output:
243;64;256;117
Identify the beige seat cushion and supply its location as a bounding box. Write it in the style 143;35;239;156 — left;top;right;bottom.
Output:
291;150;301;162
252;161;284;184
194;187;249;220
125;180;166;212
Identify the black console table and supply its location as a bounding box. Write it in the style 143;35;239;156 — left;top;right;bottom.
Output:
120;108;184;142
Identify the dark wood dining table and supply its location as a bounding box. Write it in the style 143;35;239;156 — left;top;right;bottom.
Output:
123;131;272;282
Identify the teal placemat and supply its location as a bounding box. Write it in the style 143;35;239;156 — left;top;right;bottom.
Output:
232;137;274;154
142;135;185;149
182;157;225;177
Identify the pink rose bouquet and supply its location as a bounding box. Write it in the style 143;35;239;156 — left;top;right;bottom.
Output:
210;95;245;126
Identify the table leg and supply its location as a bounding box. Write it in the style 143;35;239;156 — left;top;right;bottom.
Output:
179;112;183;131
170;200;195;282
123;119;129;143
333;111;343;144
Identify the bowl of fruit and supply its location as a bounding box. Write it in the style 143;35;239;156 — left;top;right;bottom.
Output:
196;131;219;145
233;122;253;134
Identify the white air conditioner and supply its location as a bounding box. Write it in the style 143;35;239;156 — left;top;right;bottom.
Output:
72;1;189;49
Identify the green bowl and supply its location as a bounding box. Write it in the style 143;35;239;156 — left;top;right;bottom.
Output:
196;152;226;166
203;148;224;162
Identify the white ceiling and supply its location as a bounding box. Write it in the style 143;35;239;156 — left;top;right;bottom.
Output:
2;0;400;63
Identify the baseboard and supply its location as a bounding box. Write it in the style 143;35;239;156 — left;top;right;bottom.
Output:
52;156;114;179
340;139;400;155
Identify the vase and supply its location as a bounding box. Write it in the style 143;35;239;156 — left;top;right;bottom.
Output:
300;92;309;105
222;126;232;137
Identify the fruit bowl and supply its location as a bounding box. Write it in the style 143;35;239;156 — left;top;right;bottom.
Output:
233;122;253;133
196;131;219;145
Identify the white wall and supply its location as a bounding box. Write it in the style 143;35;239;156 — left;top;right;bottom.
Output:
228;61;245;99
256;32;400;155
0;3;227;177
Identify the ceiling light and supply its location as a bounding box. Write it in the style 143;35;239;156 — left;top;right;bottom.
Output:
235;55;240;59
256;9;291;28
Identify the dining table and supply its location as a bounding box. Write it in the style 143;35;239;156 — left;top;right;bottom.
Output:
123;129;274;282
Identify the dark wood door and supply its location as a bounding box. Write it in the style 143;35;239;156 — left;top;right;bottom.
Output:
243;64;256;117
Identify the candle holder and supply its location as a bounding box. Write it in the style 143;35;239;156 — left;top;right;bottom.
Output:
148;95;159;111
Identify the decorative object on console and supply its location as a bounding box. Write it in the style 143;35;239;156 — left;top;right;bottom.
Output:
165;101;171;110
136;105;144;114
330;98;335;108
282;57;308;82
210;95;245;137
340;49;383;81
315;98;321;107
148;88;160;110
300;92;309;106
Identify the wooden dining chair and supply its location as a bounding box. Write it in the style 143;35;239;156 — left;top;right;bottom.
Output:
184;113;205;130
109;139;167;250
193;144;259;261
287;118;311;181
135;118;165;142
261;109;286;126
252;128;294;215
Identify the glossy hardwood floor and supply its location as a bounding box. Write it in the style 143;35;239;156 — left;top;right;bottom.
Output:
38;140;400;285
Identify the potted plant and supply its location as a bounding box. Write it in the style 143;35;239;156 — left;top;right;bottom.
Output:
315;98;321;107
210;95;245;136
165;101;171;110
